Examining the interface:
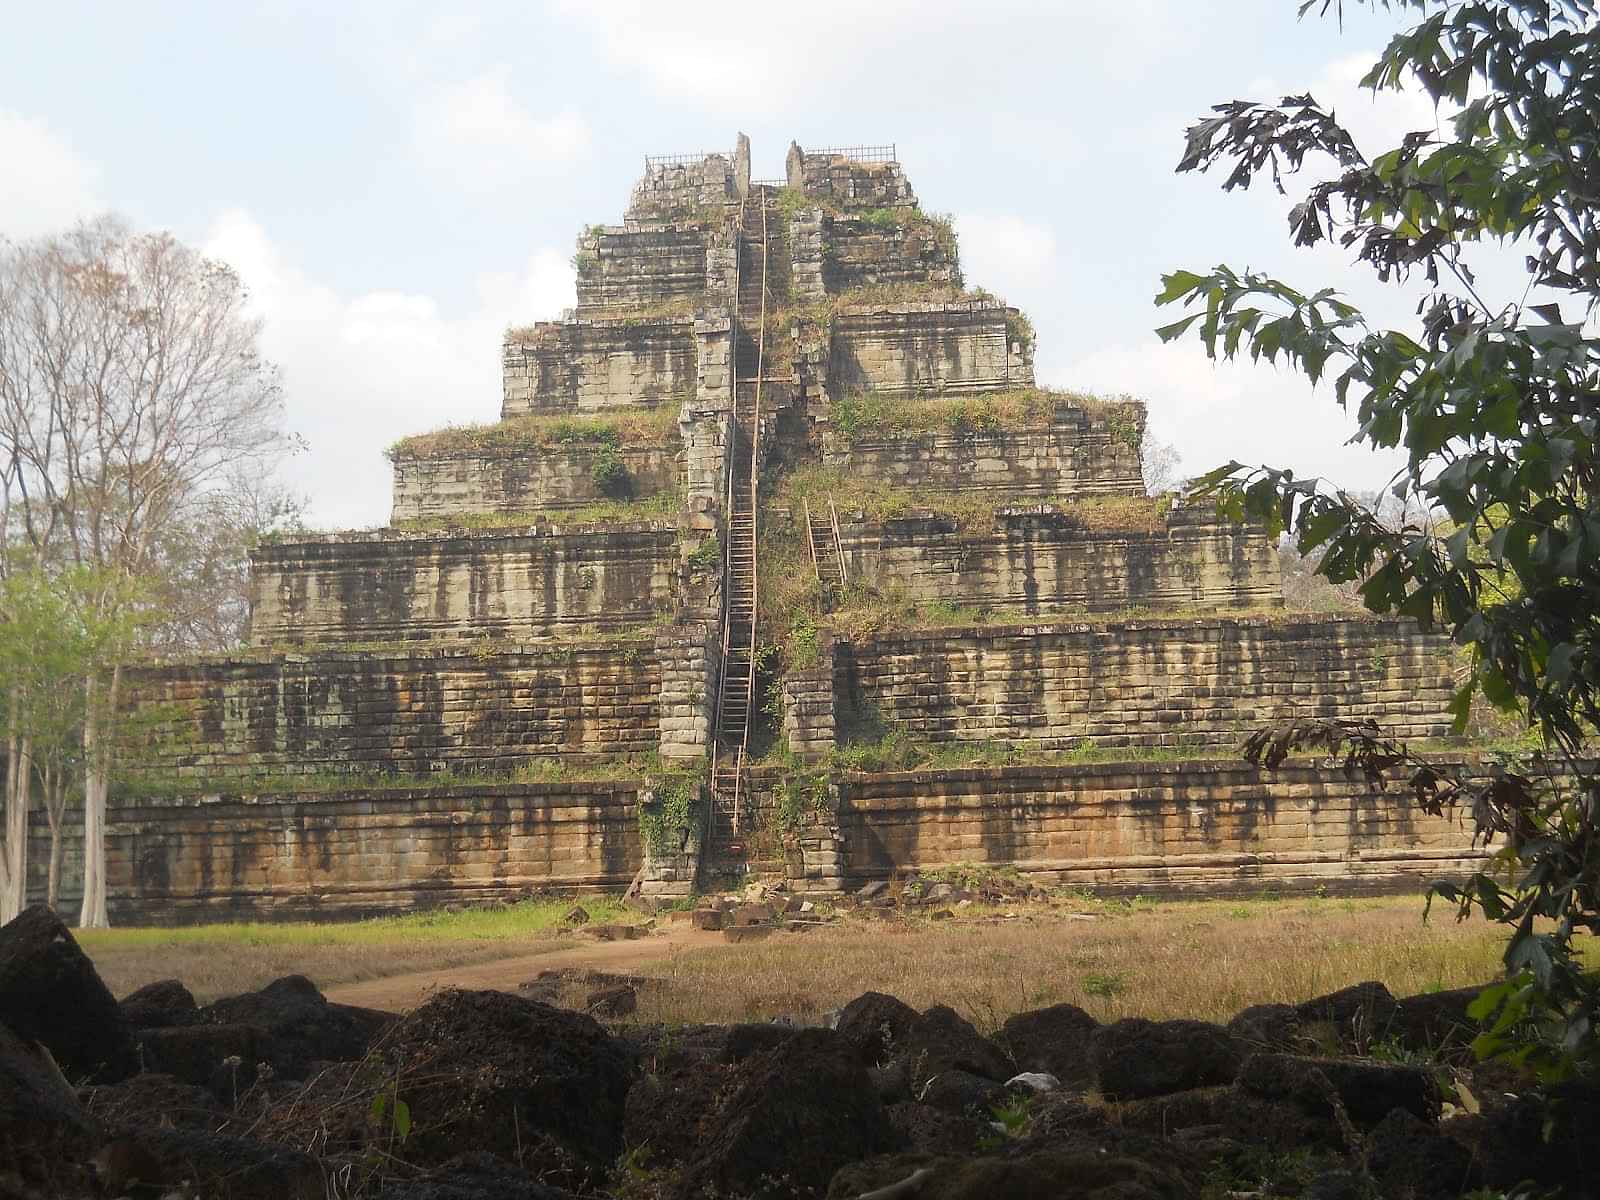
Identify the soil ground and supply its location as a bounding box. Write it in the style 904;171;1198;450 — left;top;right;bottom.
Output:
323;924;723;1009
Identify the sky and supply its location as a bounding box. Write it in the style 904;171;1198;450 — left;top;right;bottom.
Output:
0;1;1526;529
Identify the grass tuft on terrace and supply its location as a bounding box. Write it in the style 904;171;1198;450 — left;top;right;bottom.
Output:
387;403;681;460
827;387;1142;444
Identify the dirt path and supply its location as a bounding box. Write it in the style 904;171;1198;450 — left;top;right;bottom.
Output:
325;924;725;1011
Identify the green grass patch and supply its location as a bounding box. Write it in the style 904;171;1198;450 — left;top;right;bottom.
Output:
75;895;642;953
117;755;665;799
388;403;681;460
827;388;1138;444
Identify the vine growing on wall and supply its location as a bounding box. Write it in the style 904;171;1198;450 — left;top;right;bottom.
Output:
775;769;833;832
638;767;703;856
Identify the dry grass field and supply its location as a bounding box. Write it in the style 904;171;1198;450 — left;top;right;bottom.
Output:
76;897;645;1001
73;890;1548;1030
626;894;1517;1032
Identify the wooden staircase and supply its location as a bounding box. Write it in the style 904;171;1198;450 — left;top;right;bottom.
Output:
804;496;848;593
708;192;771;857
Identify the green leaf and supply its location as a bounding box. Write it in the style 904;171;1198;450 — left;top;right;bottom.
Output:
394;1098;411;1140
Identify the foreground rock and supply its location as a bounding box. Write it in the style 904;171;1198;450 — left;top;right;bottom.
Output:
1088;1018;1238;1100
828;1148;1193;1200
377;988;632;1182
0;1018;98;1195
0;904;137;1081
676;1028;898;1200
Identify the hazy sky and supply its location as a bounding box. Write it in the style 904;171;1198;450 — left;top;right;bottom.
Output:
1;2;1516;528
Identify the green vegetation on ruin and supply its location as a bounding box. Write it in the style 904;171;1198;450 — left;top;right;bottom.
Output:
772;464;1168;534
386;402;681;460
826;386;1138;443
116;754;670;799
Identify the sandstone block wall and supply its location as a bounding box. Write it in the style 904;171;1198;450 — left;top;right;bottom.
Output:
626;156;736;220
840;760;1483;895
125;642;662;780
789;207;827;302
830;301;1034;396
503;317;697;415
29;781;645;923
657;621;720;760
390;444;679;522
836;616;1455;751
839;506;1281;617
782;654;837;761
786;144;916;209
249;526;677;645
823;406;1144;498
574;224;711;312
825;218;958;291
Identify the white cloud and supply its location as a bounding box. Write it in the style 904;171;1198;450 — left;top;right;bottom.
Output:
957;213;1059;303
0;111;100;239
553;0;1172;114
1055;337;1406;496
205;210;573;529
413;66;590;190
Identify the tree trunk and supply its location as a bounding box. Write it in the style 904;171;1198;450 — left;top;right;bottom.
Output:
2;699;16;924
44;763;64;912
78;668;117;929
2;693;28;924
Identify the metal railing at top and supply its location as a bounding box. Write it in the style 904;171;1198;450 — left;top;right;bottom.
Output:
644;151;725;169
805;144;897;163
750;178;787;189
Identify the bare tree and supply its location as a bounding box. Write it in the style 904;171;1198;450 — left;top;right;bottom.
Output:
1141;433;1183;496
0;217;290;926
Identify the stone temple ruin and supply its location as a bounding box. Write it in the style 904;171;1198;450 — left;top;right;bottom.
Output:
30;136;1481;920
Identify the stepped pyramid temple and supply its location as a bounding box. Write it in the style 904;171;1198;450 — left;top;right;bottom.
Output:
32;136;1481;920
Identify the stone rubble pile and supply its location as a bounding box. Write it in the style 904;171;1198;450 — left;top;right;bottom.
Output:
1;903;1596;1199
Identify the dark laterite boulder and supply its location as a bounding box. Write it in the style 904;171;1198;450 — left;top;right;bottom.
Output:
1236;1052;1441;1127
1227;1002;1304;1052
1001;1002;1098;1088
675;1027;898;1200
834;990;924;1062
200;974;394;1080
83;1071;223;1134
1365;1108;1479;1200
826;1149;1195;1200
1444;1080;1600;1197
1295;981;1400;1050
918;1066;1003;1116
137;1022;263;1098
0;1018;98;1192
1089;1018;1239;1100
1112;1086;1231;1137
835;992;1012;1086
120;978;199;1029
378;1152;579;1200
0;904;136;1081
121;1127;324;1200
886;1101;987;1155
1384;985;1484;1058
623;1059;736;1169
379;989;633;1180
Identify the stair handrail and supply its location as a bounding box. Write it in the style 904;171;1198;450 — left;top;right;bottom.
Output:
829;499;848;588
709;204;743;826
731;197;768;823
803;496;821;583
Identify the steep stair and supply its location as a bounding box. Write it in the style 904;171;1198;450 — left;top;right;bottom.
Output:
804;497;848;594
708;192;771;864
